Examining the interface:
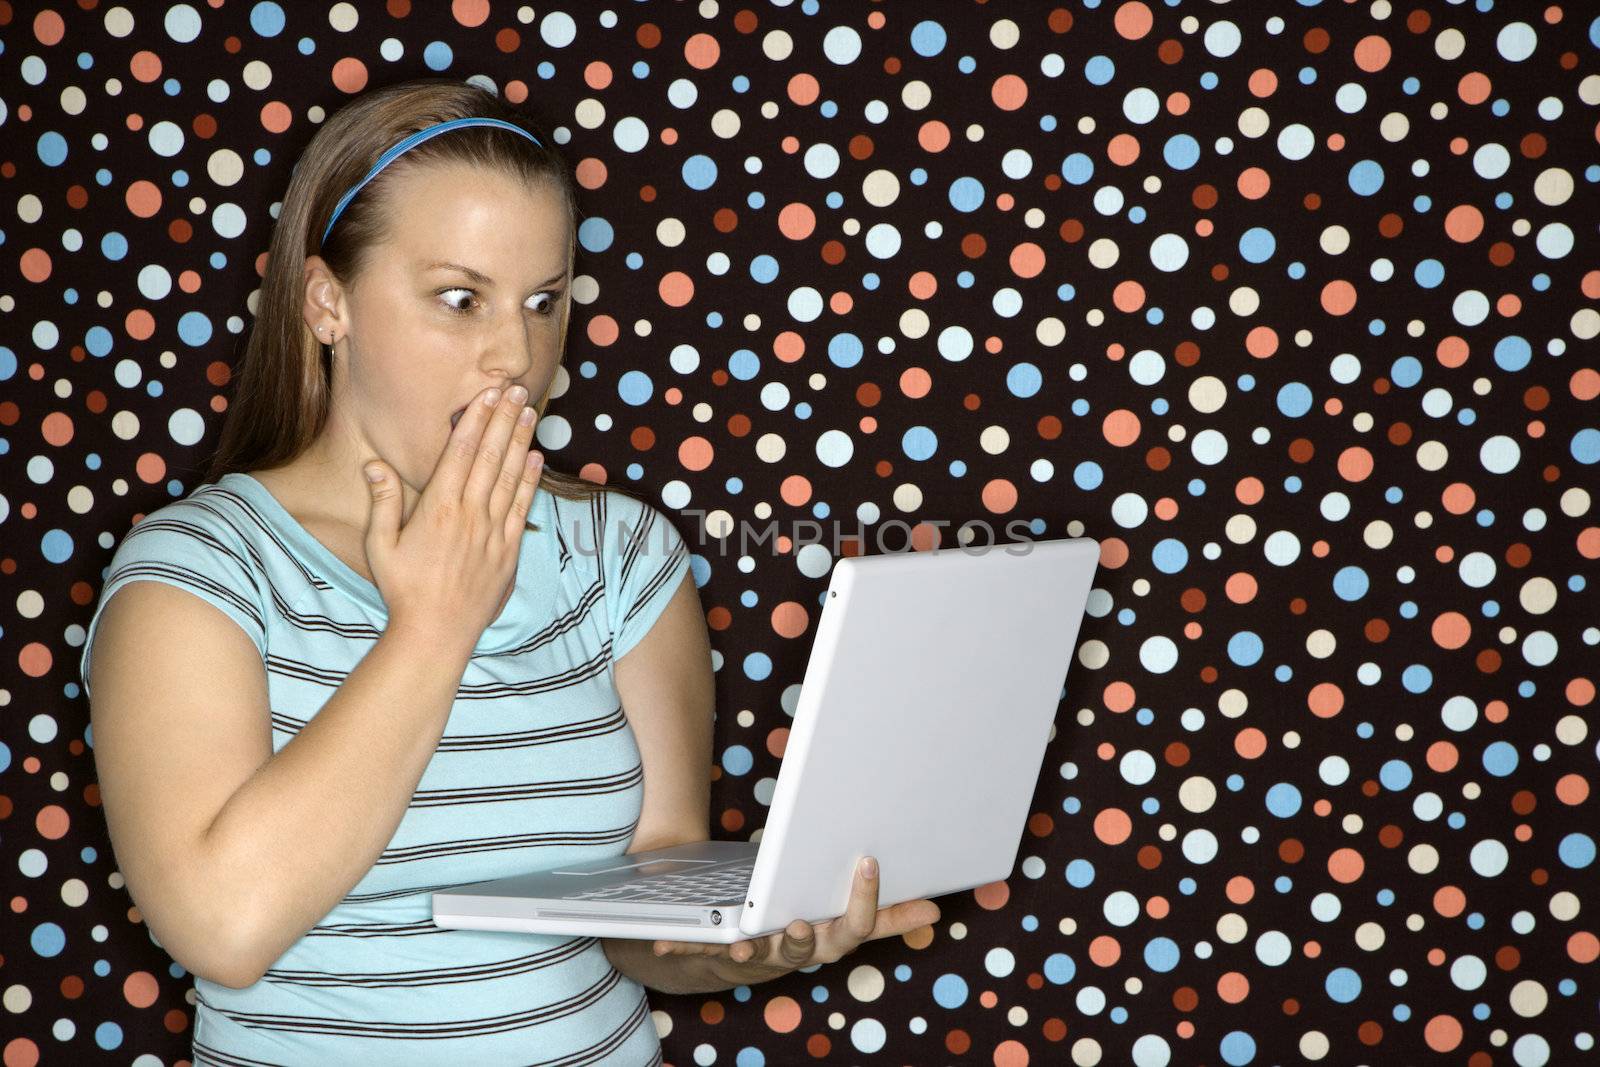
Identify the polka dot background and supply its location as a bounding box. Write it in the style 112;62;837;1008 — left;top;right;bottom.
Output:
2;1;1598;1064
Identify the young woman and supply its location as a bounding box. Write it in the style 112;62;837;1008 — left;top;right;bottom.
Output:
79;78;940;1064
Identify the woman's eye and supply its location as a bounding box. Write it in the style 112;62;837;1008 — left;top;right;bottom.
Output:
440;288;476;316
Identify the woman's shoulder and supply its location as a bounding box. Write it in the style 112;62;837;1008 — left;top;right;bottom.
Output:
102;479;267;589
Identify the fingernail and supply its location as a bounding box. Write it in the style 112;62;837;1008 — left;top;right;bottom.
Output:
862;857;877;878
508;384;528;404
483;387;501;406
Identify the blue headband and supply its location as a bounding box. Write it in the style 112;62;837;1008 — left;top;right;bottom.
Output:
319;117;545;247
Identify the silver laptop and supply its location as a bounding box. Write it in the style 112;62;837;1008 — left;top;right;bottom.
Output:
432;535;1101;944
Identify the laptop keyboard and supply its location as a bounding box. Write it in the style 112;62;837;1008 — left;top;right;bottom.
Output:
565;858;755;905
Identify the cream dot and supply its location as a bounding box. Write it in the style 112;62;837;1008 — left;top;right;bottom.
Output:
900;79;932;111
711;108;741;138
242;59;271;90
205;148;244;189
980;425;1011;455
328;2;359;30
1178;775;1218;814
655;217;686;247
1188;375;1228;414
1548;891;1580;921
574;98;606;130
758;29;790;61
1508;978;1548;1017
862;169;900;208
103;7;136;37
1071;1036;1104;1065
1408;843;1440;875
1299;1030;1331;1059
847;964;885;1002
1078;639;1110;670
1518;576;1558;615
1216;913;1249;944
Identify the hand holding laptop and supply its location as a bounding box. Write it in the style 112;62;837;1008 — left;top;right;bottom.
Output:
648;854;943;980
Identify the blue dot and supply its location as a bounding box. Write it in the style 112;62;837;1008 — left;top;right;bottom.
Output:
37;131;70;167
1227;630;1263;667
1163;133;1200;171
1061;152;1095;185
1332;565;1370;601
727;350;760;381
902;426;938;461
577;216;614;253
1401;663;1434;693
1065;858;1095;887
1558;832;1595;869
95;1021;124;1050
932;972;968;1008
1043;952;1076;984
1277;381;1313;417
1239;227;1276;263
948;176;985;213
1143;937;1180;972
177;310;214;347
617;370;653;406
682;153;718;191
423;40;454;70
1220;1030;1256;1065
909;20;947;57
1379;759;1412;791
722;745;753;776
1151;538;1188;575
1493;335;1531;372
1570;428;1600;465
1007;362;1042;398
41;529;75;564
1481;741;1518;777
32;922;67;957
1325;966;1362;1003
1265;782;1301;818
828;332;863;369
250;2;286;37
1348;159;1385;196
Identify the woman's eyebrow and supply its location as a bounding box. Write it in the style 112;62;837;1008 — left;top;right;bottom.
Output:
423;260;568;289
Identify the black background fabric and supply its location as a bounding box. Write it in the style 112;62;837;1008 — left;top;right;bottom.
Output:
2;1;1596;1063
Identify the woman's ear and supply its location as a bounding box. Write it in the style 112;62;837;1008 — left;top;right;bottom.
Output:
301;255;346;337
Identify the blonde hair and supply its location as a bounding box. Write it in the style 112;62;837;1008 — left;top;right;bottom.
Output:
202;76;641;511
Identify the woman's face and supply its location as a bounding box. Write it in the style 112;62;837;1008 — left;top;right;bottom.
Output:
304;162;571;496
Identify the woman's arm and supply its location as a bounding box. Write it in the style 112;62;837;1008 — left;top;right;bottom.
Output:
600;572;723;992
90;576;479;989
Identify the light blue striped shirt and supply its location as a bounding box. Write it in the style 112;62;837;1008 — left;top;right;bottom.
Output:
81;471;692;1066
